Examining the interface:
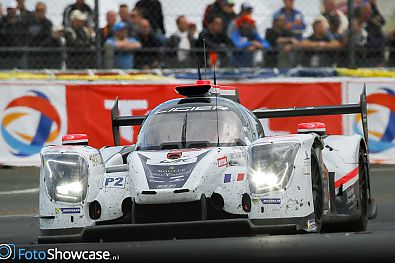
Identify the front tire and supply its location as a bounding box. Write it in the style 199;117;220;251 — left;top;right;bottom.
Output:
345;149;368;231
311;150;324;232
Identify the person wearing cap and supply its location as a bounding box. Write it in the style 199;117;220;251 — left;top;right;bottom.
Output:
227;1;254;38
64;9;95;69
105;21;141;69
62;0;94;29
1;2;19;23
272;0;306;40
240;2;254;15
219;0;236;35
230;15;270;67
0;3;19;28
203;0;236;35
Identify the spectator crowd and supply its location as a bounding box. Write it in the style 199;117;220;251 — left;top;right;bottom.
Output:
0;0;394;69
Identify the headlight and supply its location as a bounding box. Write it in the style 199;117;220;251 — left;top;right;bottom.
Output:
248;142;300;194
42;154;88;203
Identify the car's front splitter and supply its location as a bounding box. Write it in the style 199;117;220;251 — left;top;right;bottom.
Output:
38;218;302;244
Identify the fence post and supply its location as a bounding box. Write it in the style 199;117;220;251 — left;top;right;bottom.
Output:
347;0;356;68
94;0;101;69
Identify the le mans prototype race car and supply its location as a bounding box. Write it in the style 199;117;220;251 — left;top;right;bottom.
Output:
38;78;377;243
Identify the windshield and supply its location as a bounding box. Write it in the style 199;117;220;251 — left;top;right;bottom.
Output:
137;105;247;150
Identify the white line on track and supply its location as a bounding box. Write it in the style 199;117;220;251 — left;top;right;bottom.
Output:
0;188;39;195
372;166;395;172
0;214;37;218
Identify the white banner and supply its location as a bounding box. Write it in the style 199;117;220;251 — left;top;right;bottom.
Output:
345;80;395;164
0;83;67;166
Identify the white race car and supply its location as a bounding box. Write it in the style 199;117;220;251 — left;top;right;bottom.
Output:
38;80;377;243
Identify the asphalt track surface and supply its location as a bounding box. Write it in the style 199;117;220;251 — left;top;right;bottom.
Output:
0;165;394;262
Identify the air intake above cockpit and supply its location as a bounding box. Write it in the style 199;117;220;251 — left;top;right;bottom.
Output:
175;80;212;97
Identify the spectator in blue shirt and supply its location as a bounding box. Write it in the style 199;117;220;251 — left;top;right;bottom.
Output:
105;22;141;69
272;0;306;40
230;15;270;67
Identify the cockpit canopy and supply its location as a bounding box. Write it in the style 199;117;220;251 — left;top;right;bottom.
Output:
136;97;264;150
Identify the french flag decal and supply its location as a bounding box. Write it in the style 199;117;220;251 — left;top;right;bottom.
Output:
224;174;231;183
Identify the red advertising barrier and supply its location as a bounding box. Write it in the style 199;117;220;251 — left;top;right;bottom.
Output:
237;82;343;135
66;82;342;148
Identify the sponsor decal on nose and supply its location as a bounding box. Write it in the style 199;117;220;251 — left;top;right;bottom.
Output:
60;207;81;214
261;198;281;204
217;156;227;167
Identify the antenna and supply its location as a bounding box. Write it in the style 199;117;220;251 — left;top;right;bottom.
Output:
213;54;217;85
203;38;207;79
213;52;220;147
197;65;202;80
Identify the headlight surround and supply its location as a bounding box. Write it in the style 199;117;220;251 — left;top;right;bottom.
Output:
42;153;88;203
248;142;300;194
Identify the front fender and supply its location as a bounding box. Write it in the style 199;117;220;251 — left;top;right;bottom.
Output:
39;145;105;230
248;134;326;222
323;134;363;194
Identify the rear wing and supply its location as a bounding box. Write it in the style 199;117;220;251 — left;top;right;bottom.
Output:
110;86;368;147
111;98;145;146
253;86;369;147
